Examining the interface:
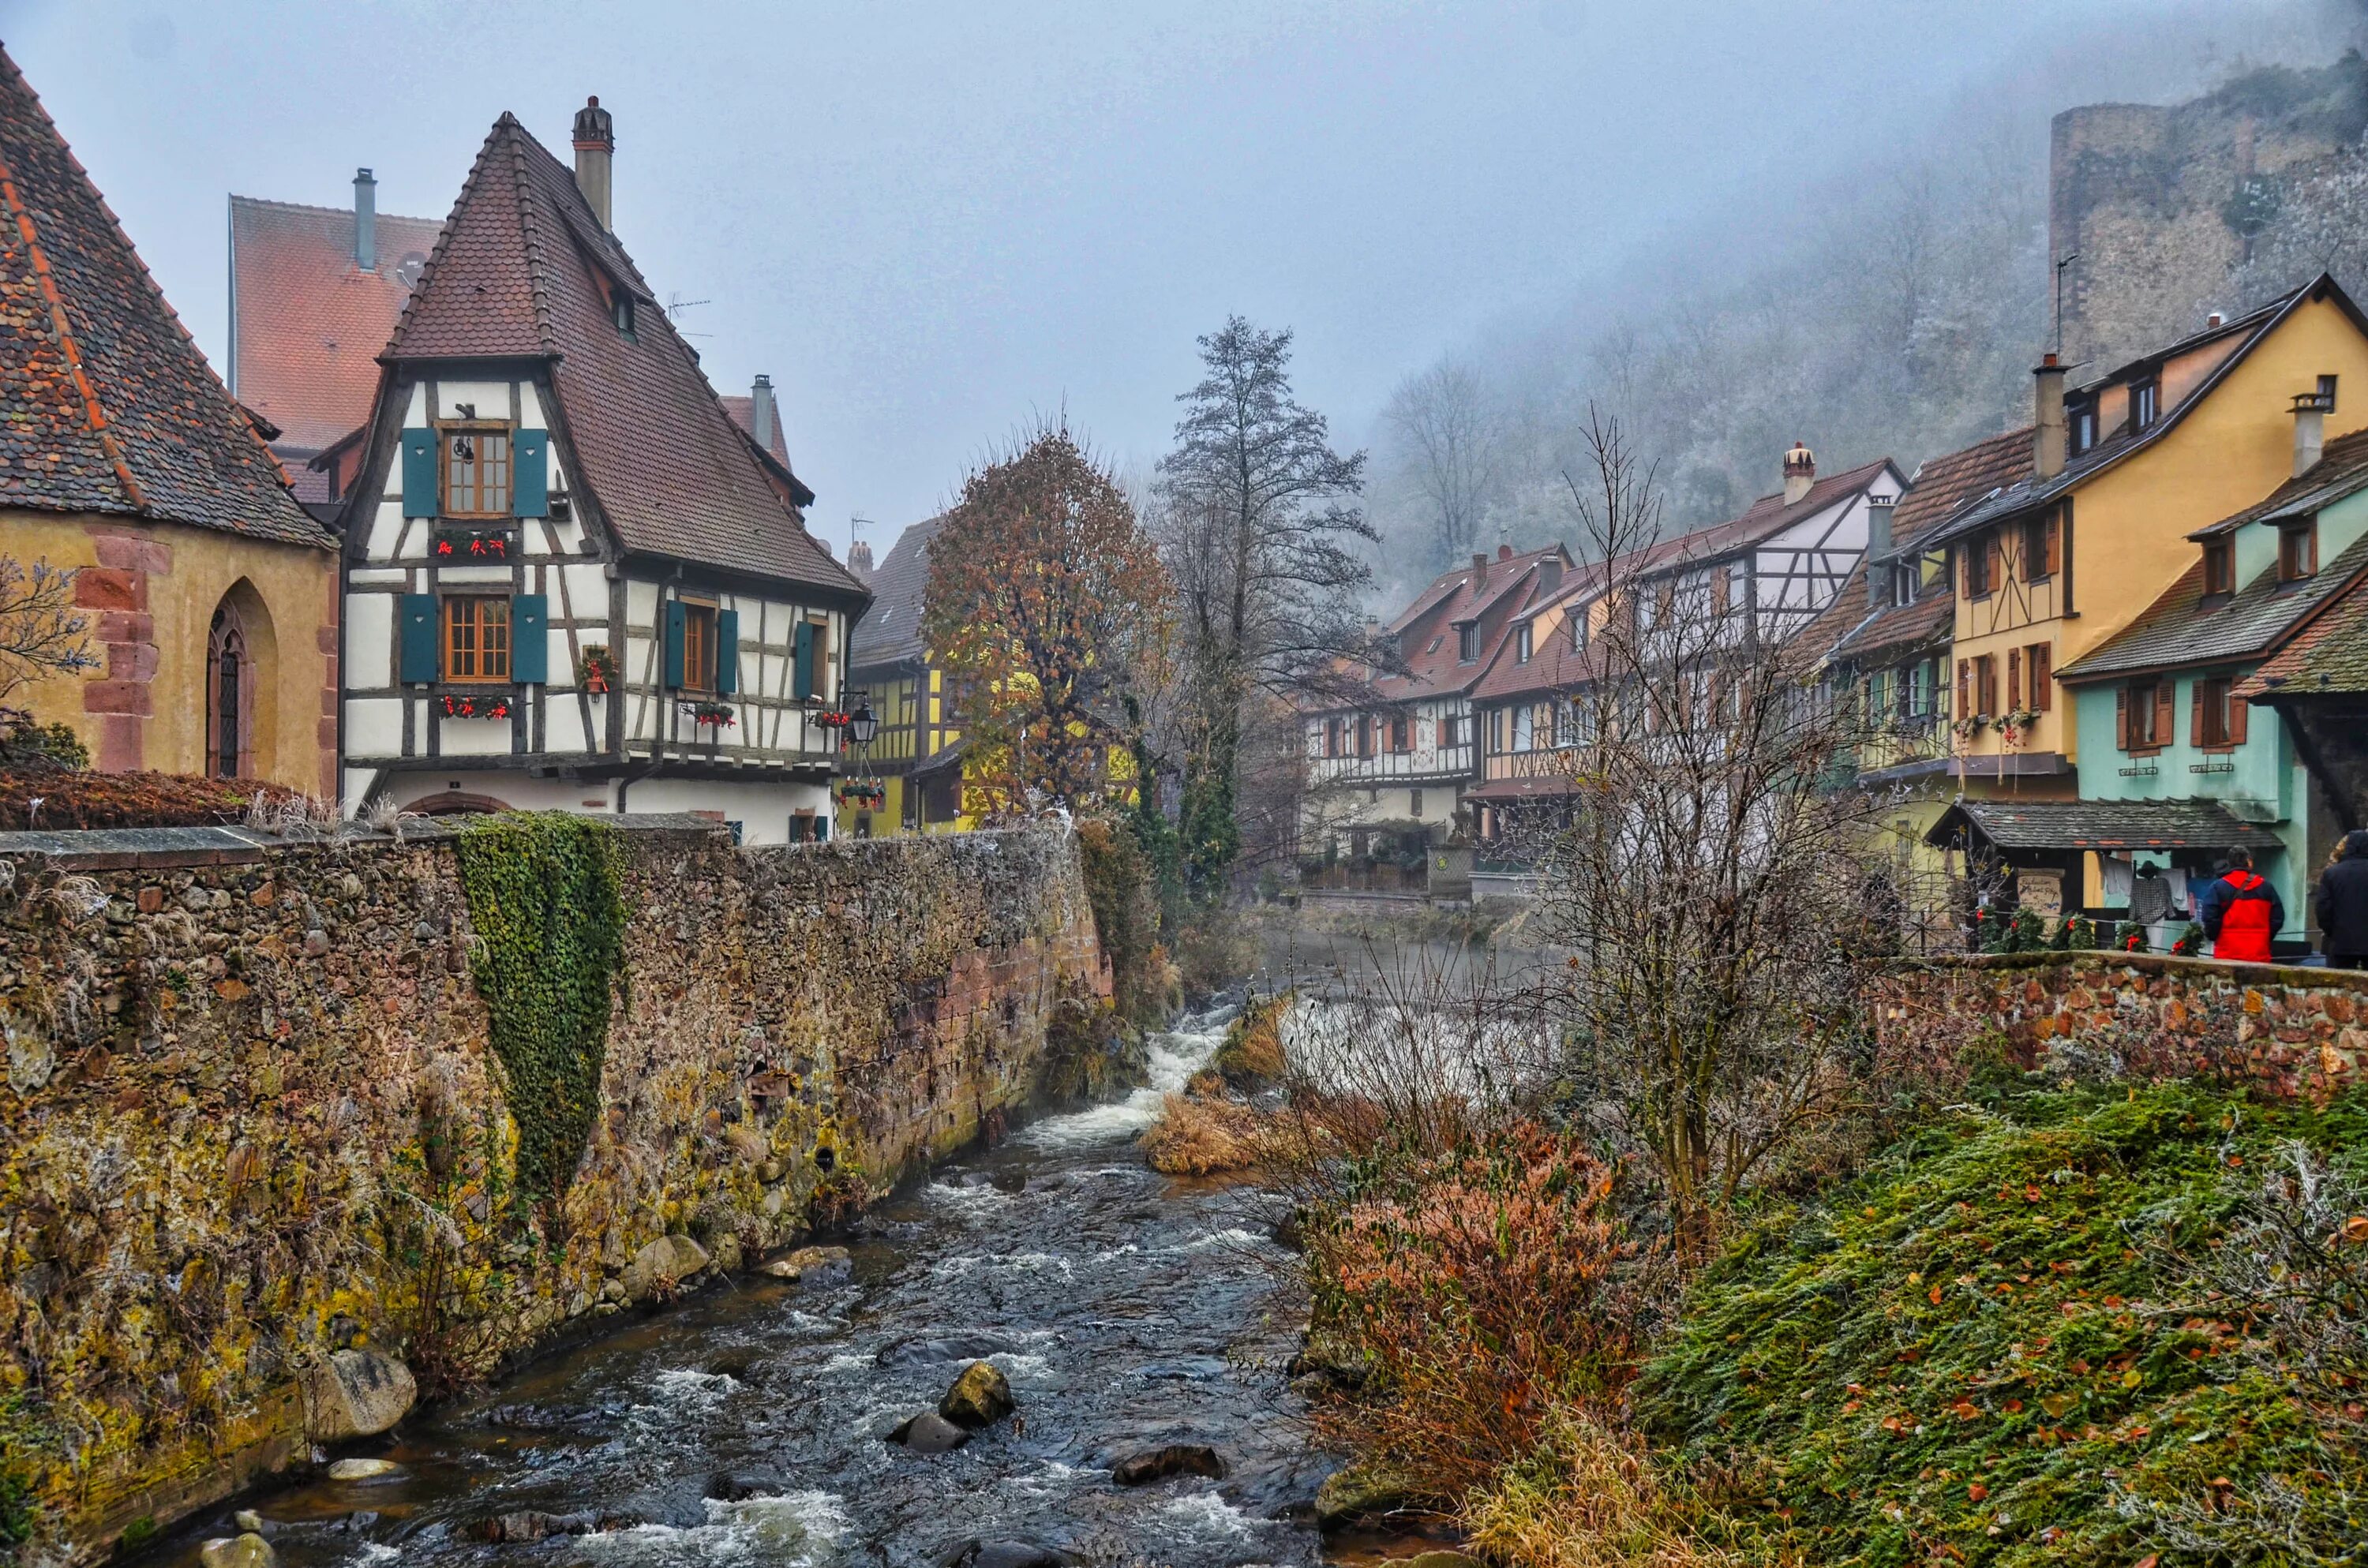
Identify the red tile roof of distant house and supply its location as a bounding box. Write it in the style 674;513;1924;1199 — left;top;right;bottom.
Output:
379;113;854;597
1309;544;1572;713
229;194;442;457
1821;427;2032;664
0;46;325;547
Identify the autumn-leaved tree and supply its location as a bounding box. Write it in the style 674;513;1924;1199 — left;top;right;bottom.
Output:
921;423;1171;816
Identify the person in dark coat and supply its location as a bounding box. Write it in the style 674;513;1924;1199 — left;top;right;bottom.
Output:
2315;829;2368;967
2196;846;2284;963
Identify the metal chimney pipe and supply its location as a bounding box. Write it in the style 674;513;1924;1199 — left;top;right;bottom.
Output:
353;167;377;272
2294;390;2332;477
2033;354;2068;481
750;374;777;454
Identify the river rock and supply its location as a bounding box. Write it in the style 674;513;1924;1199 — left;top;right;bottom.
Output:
890;1410;969;1453
231;1510;266;1534
940;1360;1015;1428
954;1544;1074;1568
705;1470;778;1502
623;1234;710;1300
1313;1461;1424;1530
877;1331;1015;1367
760;1244;851;1284
1111;1444;1227;1485
198;1534;275;1568
300;1349;417;1443
324;1458;405;1482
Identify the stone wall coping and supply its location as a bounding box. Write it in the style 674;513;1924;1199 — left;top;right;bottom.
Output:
1890;948;2368;995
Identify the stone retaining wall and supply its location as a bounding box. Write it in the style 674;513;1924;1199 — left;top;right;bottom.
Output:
0;819;1110;1557
1868;951;2368;1102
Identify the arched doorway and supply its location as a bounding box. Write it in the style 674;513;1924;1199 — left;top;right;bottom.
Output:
207;599;253;777
398;790;512;817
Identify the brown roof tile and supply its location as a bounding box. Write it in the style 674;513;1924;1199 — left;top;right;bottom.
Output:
1822;428;2031;664
1319;545;1572;711
229;195;440;453
383;114;860;598
0;46;325;547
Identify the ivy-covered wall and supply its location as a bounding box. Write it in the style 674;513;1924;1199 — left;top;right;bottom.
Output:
0;819;1108;1559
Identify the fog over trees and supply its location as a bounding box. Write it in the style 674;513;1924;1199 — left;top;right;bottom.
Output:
1361;0;2368;596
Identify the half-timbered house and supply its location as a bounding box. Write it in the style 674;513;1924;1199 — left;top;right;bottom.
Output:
335;99;870;842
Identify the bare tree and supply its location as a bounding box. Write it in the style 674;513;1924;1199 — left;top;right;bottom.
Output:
1153;316;1374;900
1384;357;1503;574
1534;412;1898;1252
0;557;96;702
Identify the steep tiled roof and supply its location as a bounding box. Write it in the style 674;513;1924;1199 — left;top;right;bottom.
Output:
2063;534;2368;683
382;114;856;596
2239;567;2368;699
1927;275;2366;548
1311;544;1571;713
0;47;325;546
1930;798;2271;852
718;392;815;509
1638;457;1900;574
229;194;440;453
2190;427;2368;539
1821;428;2033;665
848;512;948;669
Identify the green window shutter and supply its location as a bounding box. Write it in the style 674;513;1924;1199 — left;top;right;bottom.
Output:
511;594;549;683
514;430;549;517
715;608;740;694
399;594;439;683
663;600;687;688
401;428;437;517
792;619;815;700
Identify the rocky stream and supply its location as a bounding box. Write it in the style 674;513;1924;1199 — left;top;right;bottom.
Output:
133;1006;1388;1568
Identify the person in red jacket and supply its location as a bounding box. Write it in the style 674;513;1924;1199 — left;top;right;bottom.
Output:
2196;847;2284;963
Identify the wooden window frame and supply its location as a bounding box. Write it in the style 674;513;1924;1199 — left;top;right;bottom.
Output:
1389;713;1411;753
442;594;512;684
2202;538;2235;597
1973;653;1998;718
2019;513;2053;583
2280;519;2318;583
2119;679;2172;752
2025;641;2052;712
1456;623;1478;663
679;601;720;693
1963;533;1996;599
438;421;514;520
1514;623;1533;664
2195;675;2234;750
2068;399;2097;456
2131;378;2160;432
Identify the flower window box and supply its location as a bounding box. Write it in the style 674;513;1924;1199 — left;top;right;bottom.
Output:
433;526;515;560
680;700;736;728
440;691;514;720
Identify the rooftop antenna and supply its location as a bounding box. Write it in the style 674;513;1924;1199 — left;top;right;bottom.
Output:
665;291;713;339
2054;251;2079;356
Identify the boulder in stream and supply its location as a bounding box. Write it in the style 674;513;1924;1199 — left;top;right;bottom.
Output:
1314;1461;1426;1530
939;1360;1015;1428
1111;1444;1227;1485
197;1534;275;1568
299;1349;416;1443
621;1234;710;1301
889;1410;970;1453
875;1330;1016;1367
759;1244;851;1284
951;1543;1076;1568
324;1458;405;1482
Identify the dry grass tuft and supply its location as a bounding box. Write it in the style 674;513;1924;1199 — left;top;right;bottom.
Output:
1465;1410;1734;1568
1141;1091;1268;1175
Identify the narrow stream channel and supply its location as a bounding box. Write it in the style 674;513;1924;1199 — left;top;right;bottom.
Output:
151;1006;1343;1568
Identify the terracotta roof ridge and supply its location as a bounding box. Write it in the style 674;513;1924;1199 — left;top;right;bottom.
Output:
500;120;562;354
229;191;437;224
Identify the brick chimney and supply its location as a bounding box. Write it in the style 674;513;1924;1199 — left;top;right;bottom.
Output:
1471;552;1489;590
2033;354;2067;481
1782;442;1816;505
749;374;777;454
352;167;377;271
572;95;615;230
847;539;875;580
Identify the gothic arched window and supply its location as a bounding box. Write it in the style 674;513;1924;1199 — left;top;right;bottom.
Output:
207;601;253;778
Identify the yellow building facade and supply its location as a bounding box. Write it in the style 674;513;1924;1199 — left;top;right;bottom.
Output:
1935;278;2368;795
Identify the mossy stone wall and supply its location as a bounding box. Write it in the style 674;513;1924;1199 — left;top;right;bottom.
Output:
0;819;1107;1559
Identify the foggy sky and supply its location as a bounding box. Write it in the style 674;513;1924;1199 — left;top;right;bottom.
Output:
0;0;2324;559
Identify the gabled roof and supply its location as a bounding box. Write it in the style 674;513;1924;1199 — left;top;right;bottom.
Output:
1929;797;2272;852
2239;555;2368;701
381;112;858;597
2063;530;2368;687
2190;426;2368;540
718;393;816;509
1821;427;2033;666
1323;544;1572;712
0;47;326;547
229;194;441;454
1927;274;2368;549
848;512;948;670
1636;456;1900;576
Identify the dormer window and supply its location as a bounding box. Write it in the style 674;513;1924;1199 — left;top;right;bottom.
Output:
1893;558;1919;607
441;422;512;518
2132;378;2160;432
1457;623;1478;662
613;293;636;339
2280;518;2318;583
2068;397;2097;455
2202;537;2235;597
1515;623;1533;664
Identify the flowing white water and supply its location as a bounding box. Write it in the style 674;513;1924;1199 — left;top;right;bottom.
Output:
1010;1005;1235;1151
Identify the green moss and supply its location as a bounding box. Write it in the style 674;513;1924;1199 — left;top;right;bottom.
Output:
0;1391;50;1553
1639;1079;2368;1566
452;813;628;1204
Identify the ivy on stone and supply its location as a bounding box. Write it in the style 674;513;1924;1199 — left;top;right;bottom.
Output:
452;814;628;1204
